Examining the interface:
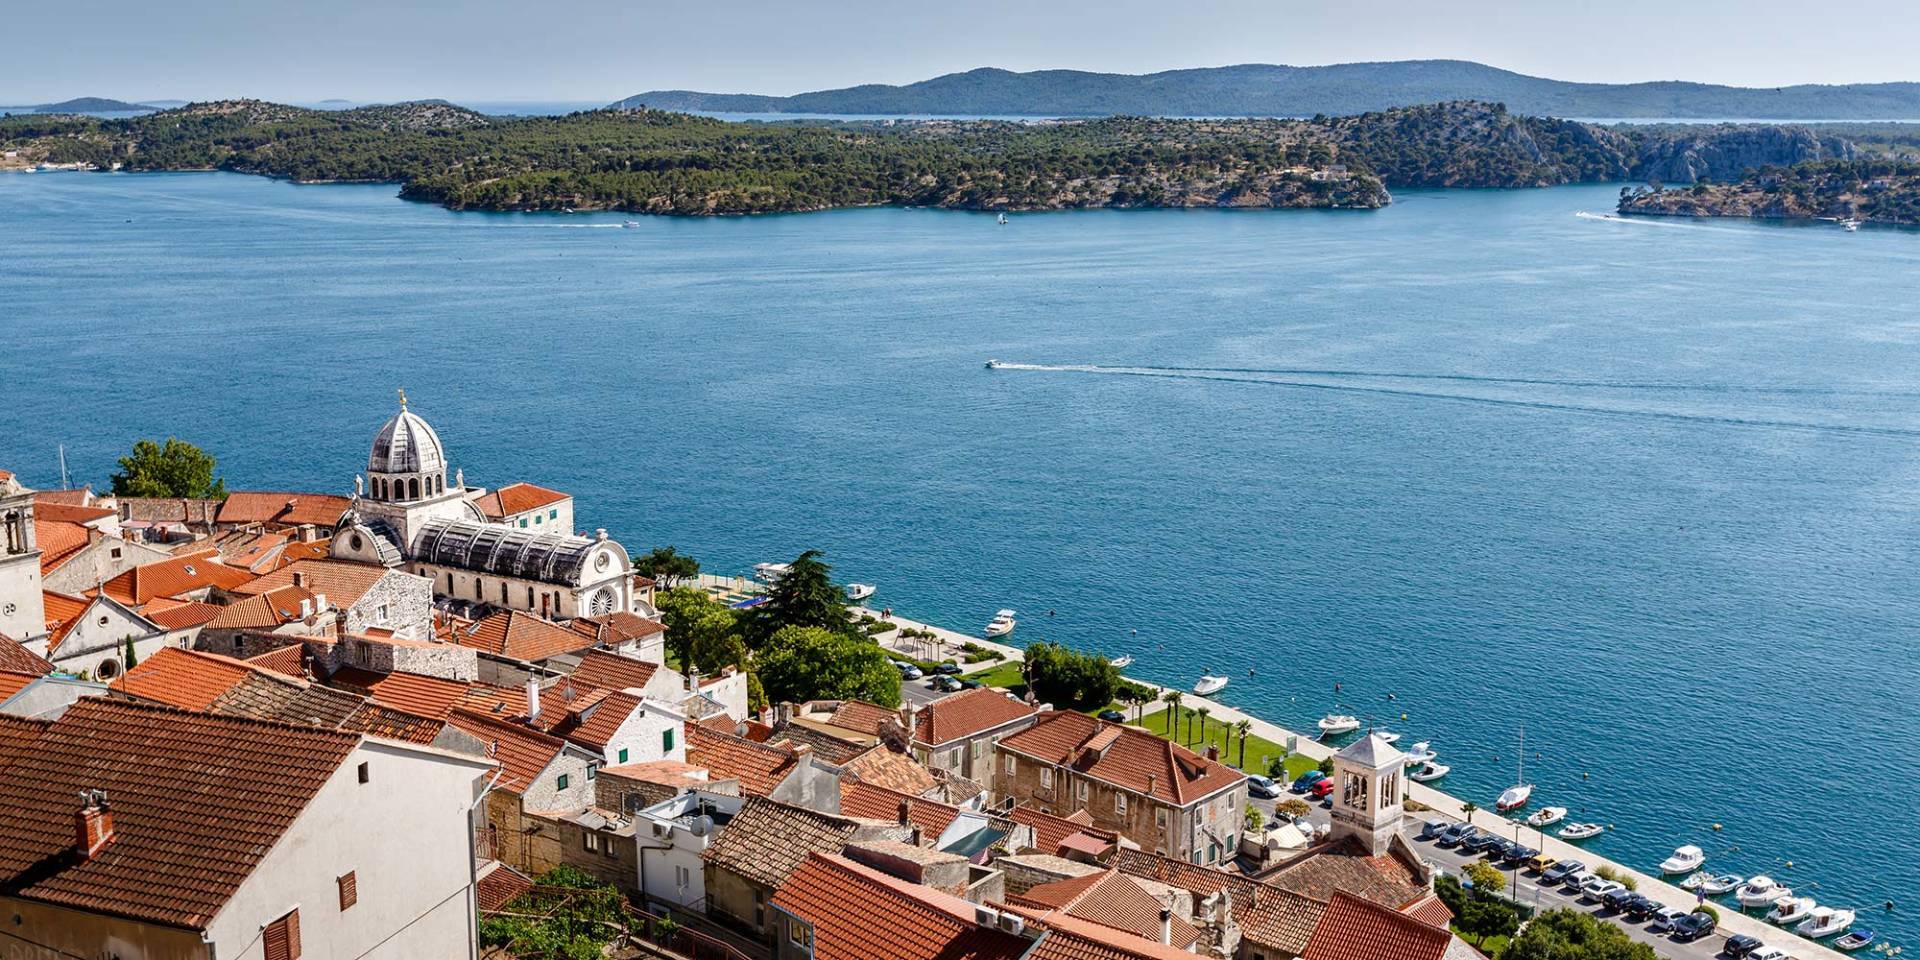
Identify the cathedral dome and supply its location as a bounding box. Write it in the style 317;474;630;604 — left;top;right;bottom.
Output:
368;407;447;477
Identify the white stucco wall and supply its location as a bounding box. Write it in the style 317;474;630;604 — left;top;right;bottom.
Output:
47;597;165;681
599;701;688;767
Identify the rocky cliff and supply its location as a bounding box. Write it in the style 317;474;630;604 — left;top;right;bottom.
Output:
1618;160;1920;225
1630;126;1855;184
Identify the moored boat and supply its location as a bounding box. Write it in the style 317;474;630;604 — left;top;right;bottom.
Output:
1110;655;1133;669
1660;844;1706;875
1401;741;1437;765
1833;928;1876;951
1679;872;1708;891
845;583;876;601
1558;821;1605;840
985;615;1015;637
1766;896;1816;926
1194;674;1229;696
1317;714;1360;734
1496;783;1533;812
1737;876;1790;907
1526;806;1567;828
1374;730;1402;744
1701;873;1744;896
1796;906;1855;938
1409;761;1450;782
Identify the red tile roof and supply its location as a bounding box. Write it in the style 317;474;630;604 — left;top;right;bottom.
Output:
839;780;961;839
1010;805;1120;855
1401;893;1454;928
244;644;306;678
34;519;92;572
450;610;592;663
999;711;1245;808
446;709;568;797
100;550;254;606
140;597;225;632
328;668;527;721
473;482;569;519
477;862;535;913
0;697;358;929
566;611;665;646
113;647;256;710
41;591;98;656
1256;836;1428;910
33;501;116;525
30;488;94;507
1008;869;1199;949
0;671;39;703
568;648;662;691
549;690;644;750
0;713;51;770
826;699;899;736
0;632;54;676
914;687;1038;746
686;723;800;796
232;558;392;609
1300;892;1453;960
206;584;321;630
841;745;939;795
771;853;1030;960
215;491;353;529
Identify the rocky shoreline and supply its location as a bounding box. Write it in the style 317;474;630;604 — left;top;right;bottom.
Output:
1617;160;1920;226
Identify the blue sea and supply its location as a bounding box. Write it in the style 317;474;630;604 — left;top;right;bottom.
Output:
4;172;1917;942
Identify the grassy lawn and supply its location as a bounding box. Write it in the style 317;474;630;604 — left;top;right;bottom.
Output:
1452;928;1509;956
962;660;1026;691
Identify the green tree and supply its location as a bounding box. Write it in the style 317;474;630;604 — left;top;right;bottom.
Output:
1463;860;1507;894
754;625;900;707
631;546;699;588
1021;641;1121;711
1245;805;1264;832
1501;908;1658;960
655;587;742;674
109;437;226;499
1162;690;1184;739
1235;719;1253;767
748;550;850;644
1196;705;1212;745
1277;797;1311;820
122;636;138;670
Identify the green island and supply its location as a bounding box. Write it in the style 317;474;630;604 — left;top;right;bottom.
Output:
1617;158;1920;225
0;98;1889;216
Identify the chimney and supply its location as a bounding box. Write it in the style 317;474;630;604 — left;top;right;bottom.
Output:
526;677;541;722
74;790;113;860
298;598;313;618
1160;905;1173;945
1206;745;1220;762
897;800;912;827
292;571;307;589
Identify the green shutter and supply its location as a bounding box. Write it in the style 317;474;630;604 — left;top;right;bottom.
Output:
663;729;675;752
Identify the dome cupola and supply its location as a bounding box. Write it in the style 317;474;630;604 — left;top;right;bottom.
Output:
365;390;449;502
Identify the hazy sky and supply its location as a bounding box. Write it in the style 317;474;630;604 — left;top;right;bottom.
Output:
7;0;1918;104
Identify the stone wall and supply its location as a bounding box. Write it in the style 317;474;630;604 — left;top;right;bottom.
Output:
343;570;433;639
334;634;477;681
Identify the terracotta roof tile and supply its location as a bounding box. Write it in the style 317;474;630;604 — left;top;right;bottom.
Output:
686;723;799;795
1011;805;1120;855
840;745;938;796
839;780;960;840
329;667;526;721
450;610;592;663
705;798;865;889
34;520;92;573
1008;870;1198;949
0;671;40;704
30;488;94;508
141;598;225;631
827;699;899;736
568;648;661;691
1111;847;1325;953
33;501;116;525
1004;906;1202;960
40;591;95;656
242;643;306;678
1257;836;1427;910
100;549;254;606
771;852;1029;960
206;584;321;630
914;687;1038;746
232;559;393;610
1300;891;1452;960
477;863;535;912
446;708;567;796
473;482;569;519
1401;893;1454;928
565;611;665;646
0;632;55;676
0;713;52;769
113;647;255;710
999;711;1243;808
215;491;353;529
549;690;645;750
0;698;357;929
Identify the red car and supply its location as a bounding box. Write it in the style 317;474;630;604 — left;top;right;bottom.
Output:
1310;779;1335;799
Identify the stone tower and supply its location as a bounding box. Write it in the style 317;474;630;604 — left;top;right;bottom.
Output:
1328;732;1406;856
0;472;47;642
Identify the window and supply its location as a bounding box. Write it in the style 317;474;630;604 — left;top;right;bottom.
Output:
534;514;542;525
754;890;766;928
1157;808;1168;828
110;547;122;559
1076;781;1088;802
662;729;675;753
557;773;570;791
520;518;528;528
674;865;690;889
1039;768;1053;789
357;762;370;784
264;909;301;960
585;832;600;852
337;871;357;910
789;920;813;949
377;604;389;624
587;765;597;780
618;748;630;763
1004;755;1016;776
1116;793;1128;816
549;508;559;519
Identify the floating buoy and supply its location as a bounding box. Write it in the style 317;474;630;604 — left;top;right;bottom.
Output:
1712;823;1723;831
1400;713;1407;721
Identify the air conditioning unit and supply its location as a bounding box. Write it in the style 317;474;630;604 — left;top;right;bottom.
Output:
997;914;1025;937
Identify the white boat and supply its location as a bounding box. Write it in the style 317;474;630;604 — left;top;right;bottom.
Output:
1193;674;1229;696
1840;218;1862;232
1558;821;1605;840
1737;876;1791;907
994;609;1017;620
1701;874;1744;896
1660;845;1707;875
1409;762;1450;782
1496;726;1533;811
985;616;1015;638
1374;730;1402;745
985;358;1002;369
752;562;790;583
1679;872;1708;891
622;220;640;228
997;213;1009;225
1767;897;1816;926
1110;655;1133;669
1526;806;1568;828
844;583;876;601
1401;741;1437;765
1316;714;1360;734
1797;906;1855;938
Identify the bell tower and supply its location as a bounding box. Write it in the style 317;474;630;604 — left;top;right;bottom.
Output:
0;472;48;642
1328;732;1405;856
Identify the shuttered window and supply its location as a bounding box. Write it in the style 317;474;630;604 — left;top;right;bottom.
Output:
265;908;301;960
338;871;357;910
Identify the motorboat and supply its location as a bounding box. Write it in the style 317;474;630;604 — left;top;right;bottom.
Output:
985;615;1016;637
1833;928;1876;951
1660;844;1707;875
622;220;640;228
1766;897;1816;926
1840;217;1862;232
997;213;1009;225
1409;762;1450;782
1737;876;1791;907
985;358;1003;369
1526;806;1568;828
1110;655;1133;669
1679;872;1708;891
1496;726;1533;811
1317;715;1360;735
1194;674;1229;696
1373;730;1402;745
752;562;790;583
1401;741;1437;765
1796;906;1855;938
994;609;1017;620
1558;821;1605;840
1700;874;1745;896
844;583;876;601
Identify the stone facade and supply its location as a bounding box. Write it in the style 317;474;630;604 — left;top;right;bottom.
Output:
0;476;45;642
333;633;477;682
996;749;1246;866
342;568;434;638
42;535;170;595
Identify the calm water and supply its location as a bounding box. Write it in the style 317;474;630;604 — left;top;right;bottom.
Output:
5;172;1918;940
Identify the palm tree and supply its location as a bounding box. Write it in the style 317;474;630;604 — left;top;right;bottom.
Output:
1196;706;1211;747
1235;719;1252;767
1162;691;1183;740
1461;800;1479;822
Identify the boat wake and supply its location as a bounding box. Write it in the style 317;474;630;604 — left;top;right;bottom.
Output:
989;363;1920;439
1573;210;1737;232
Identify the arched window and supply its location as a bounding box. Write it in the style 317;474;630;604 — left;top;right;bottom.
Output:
408;478;421;500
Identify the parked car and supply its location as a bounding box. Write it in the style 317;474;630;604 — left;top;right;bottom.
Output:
898;665;923;680
1524;853;1558;873
1459;833;1505;854
960;679;983;689
1501;845;1540;866
1602;887;1639;913
1722;934;1764;957
1580;878;1626;902
1562;871;1599;893
1247;775;1282;799
929;675;963;692
1309;779;1335;799
933;662;964;675
1650;907;1693;933
1539;860;1585;885
1419;818;1449;840
1624;894;1662;921
1291;771;1327;793
1748;947;1794;960
1097;709;1126;722
1436;825;1479;848
1670;911;1716;942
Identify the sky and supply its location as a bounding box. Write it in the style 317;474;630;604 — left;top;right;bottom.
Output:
6;0;1918;105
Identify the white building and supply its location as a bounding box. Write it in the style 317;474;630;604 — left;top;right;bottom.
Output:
0;471;47;643
634;790;744;909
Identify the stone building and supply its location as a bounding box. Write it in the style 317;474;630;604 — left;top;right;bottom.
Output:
0;471;46;643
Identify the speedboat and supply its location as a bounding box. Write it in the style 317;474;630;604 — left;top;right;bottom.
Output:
1679;872;1708;891
1840;218;1862;232
985;615;1015;637
1496;783;1533;812
985;358;1002;369
1526;806;1568;828
997;213;1009;225
1110;655;1133;669
1700;874;1744;896
1660;844;1707;875
1558;821;1605;840
1373;730;1402;744
622;220;640;228
1193;674;1229;696
1766;897;1816;925
1796;906;1855;938
1409;762;1450;782
1317;714;1360;735
844;583;876;601
1737;876;1790;907
1401;741;1437;765
1833;928;1877;951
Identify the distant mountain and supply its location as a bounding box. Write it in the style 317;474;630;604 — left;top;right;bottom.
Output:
0;97;160;114
612;61;1920;120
